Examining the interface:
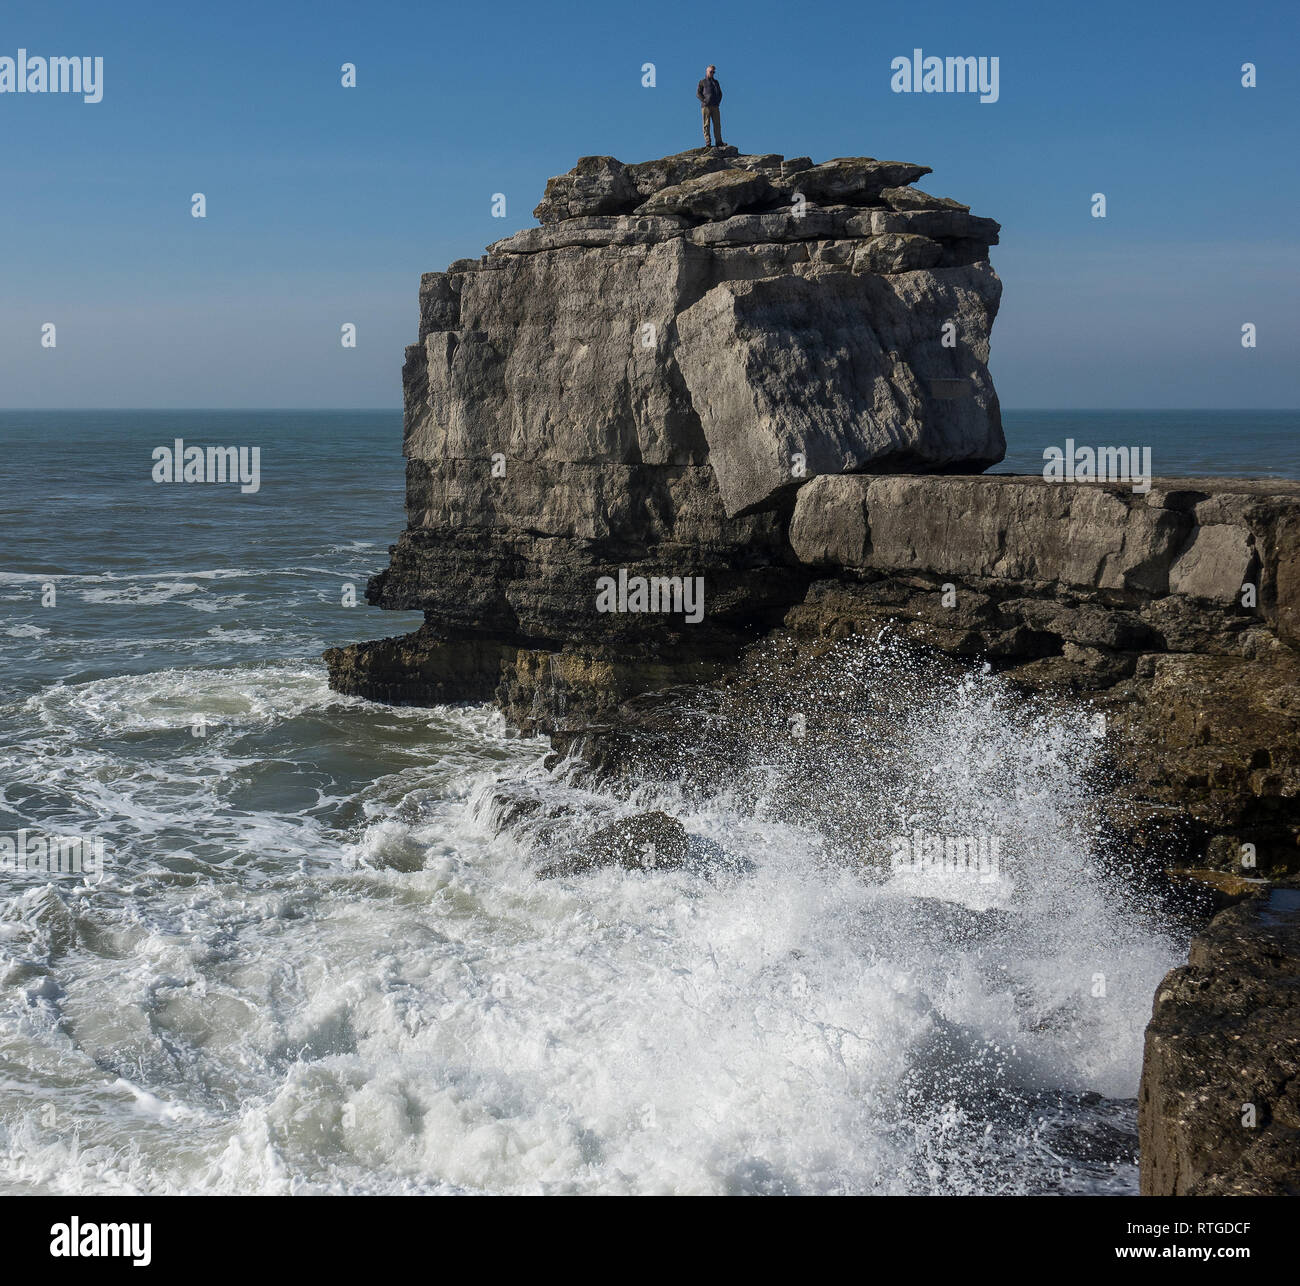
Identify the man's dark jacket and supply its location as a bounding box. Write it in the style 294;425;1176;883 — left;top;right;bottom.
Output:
697;76;722;106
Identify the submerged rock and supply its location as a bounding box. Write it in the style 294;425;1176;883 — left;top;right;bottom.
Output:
536;811;689;879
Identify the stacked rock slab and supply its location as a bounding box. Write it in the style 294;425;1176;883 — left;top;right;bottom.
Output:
326;148;1004;724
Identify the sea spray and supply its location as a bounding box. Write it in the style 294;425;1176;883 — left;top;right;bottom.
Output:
0;639;1180;1194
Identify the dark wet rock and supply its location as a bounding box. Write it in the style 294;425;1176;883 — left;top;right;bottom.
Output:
536;811;689;878
482;783;551;830
1044;1114;1139;1166
323;627;514;707
1139;880;1300;1194
1165;868;1271;915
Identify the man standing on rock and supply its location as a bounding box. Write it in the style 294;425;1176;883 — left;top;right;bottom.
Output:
697;65;724;148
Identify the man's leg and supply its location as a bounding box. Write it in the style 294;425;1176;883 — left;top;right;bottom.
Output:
701;104;713;146
711;106;724;146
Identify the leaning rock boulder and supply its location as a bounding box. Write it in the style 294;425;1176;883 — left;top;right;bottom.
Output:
637;168;777;220
676;270;1002;515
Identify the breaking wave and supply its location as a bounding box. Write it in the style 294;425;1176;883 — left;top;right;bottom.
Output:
0;639;1179;1195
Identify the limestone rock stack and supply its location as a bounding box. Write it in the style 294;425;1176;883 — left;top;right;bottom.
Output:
327;147;1003;720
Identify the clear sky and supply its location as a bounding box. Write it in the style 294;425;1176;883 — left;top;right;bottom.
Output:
3;0;1297;409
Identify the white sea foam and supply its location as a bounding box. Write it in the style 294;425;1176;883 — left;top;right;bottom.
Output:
0;649;1179;1195
81;582;201;606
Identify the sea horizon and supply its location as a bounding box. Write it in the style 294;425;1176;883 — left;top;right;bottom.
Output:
5;408;1297;482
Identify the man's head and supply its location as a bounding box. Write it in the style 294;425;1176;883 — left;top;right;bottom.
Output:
706;65;716;76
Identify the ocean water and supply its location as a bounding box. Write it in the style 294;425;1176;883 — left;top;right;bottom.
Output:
997;409;1300;478
0;408;1289;1195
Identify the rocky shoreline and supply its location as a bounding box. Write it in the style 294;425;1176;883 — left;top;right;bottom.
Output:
326;148;1300;1194
1140;879;1300;1194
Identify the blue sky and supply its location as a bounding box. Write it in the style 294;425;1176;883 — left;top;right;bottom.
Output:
2;0;1297;408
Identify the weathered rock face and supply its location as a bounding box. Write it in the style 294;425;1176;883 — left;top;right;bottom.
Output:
1139;881;1300;1194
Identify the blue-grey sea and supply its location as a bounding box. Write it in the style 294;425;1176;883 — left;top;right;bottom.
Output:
0;408;1292;1194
